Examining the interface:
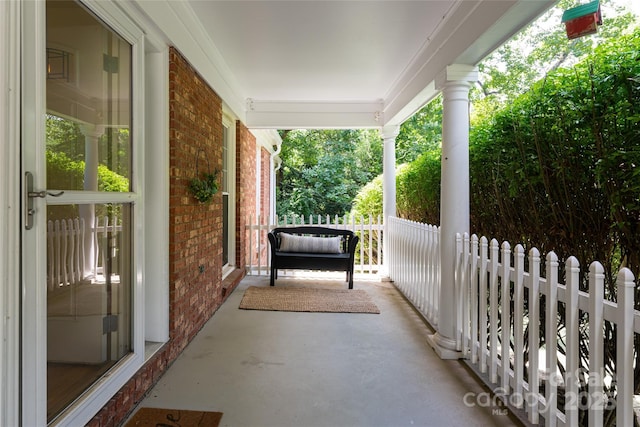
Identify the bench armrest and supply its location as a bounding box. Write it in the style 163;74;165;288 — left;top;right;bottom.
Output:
347;235;359;261
268;231;279;257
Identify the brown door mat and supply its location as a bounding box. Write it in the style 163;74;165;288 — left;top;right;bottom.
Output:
124;407;222;427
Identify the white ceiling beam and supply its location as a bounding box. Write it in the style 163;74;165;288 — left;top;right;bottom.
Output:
246;100;384;129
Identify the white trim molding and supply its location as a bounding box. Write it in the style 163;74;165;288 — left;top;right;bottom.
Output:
246;100;384;129
1;0;21;425
435;64;480;89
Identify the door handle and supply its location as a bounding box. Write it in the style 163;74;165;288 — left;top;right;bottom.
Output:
28;190;65;198
24;171;65;230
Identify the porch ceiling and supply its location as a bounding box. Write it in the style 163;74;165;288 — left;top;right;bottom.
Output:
135;0;556;128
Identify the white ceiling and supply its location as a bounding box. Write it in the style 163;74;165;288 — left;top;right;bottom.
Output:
136;0;556;128
189;1;454;102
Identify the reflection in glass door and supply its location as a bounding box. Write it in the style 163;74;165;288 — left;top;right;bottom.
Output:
46;1;133;421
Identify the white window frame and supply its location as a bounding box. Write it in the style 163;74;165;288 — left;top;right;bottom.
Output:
222;109;237;277
142;36;170;348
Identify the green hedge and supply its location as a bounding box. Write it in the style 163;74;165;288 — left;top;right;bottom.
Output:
470;30;640;277
352;30;640;278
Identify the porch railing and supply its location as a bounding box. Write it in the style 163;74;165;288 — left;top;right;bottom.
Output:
387;216;440;326
245;214;383;276
47;216;121;290
47;218;85;290
387;215;638;426
456;233;637;426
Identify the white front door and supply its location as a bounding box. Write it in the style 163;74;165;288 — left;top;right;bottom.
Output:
21;1;142;424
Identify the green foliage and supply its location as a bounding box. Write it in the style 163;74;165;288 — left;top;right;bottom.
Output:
189;171;219;204
46;150;86;190
98;163;130;193
380;6;640;278
350;175;383;218
350;150;442;224
46;150;130;219
46;115;84;162
46;150;129;193
396;152;441;224
470;29;640;275
46;115;130;192
473;0;638;112
277;129;382;218
395;96;443;164
386;25;639;427
467;31;640;427
46;114;132;180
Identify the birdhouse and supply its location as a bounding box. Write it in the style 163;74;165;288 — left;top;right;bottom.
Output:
562;1;602;40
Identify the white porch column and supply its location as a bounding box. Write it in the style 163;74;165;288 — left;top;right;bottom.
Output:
428;65;478;359
79;124;104;277
381;124;400;278
271;157;281;221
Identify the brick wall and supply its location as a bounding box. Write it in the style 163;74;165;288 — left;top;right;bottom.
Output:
167;47;225;349
89;47;245;427
235;122;257;269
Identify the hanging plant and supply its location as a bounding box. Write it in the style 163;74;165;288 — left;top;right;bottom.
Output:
189;149;219;204
189;171;219;203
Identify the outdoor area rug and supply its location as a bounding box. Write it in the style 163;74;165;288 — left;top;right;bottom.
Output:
124;407;222;427
239;286;380;314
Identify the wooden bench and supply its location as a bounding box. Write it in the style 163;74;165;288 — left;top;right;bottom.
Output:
267;226;359;289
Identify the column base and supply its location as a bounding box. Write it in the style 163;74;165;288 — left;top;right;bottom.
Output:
427;333;463;360
377;265;392;282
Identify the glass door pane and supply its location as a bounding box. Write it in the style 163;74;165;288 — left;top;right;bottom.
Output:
46;0;132;421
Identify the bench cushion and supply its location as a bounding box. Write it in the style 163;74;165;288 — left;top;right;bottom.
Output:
279;233;343;254
275;251;349;260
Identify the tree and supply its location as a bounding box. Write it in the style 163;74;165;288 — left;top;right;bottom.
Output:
473;0;637;115
395;96;443;164
277;129;382;218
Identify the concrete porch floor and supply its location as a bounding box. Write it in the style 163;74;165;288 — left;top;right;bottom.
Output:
130;274;522;427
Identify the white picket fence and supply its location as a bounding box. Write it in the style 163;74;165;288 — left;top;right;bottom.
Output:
47;216;120;290
386;214;638;426
455;233;638;426
386;216;441;326
245;214;383;276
